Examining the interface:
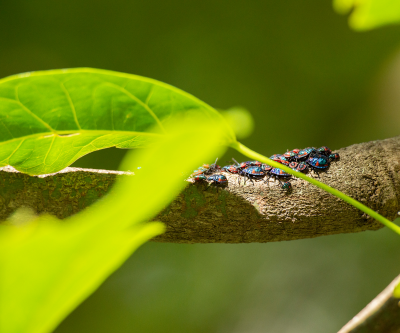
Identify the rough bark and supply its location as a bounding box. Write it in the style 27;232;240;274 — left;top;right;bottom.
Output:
0;136;399;243
338;275;400;333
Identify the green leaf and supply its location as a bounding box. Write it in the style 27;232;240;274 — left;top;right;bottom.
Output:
0;119;227;333
0;68;235;175
333;0;400;30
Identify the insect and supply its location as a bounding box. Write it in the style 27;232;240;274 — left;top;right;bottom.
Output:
207;174;228;185
265;168;291;185
295;147;318;161
292;148;300;154
261;163;272;172
317;146;332;157
296;162;308;173
202;158;221;174
281;181;292;191
233;159;262;169
283;150;298;161
269;154;284;162
232;159;251;170
239;166;265;185
329;153;340;161
250;160;262;167
222;165;239;173
278;159;290;166
191;169;206;177
289;161;308;173
306;154;330;177
192;174;207;182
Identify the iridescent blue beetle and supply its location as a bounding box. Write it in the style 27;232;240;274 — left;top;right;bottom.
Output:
306;154;330;177
207;174;228;185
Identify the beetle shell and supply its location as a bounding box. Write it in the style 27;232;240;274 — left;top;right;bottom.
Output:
278;160;290;166
281;181;292;190
292;148;300;154
307;155;330;169
289;162;298;169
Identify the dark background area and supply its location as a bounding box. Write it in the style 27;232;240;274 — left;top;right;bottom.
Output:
1;0;400;332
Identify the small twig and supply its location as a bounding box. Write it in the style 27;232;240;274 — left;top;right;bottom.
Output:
338;274;400;333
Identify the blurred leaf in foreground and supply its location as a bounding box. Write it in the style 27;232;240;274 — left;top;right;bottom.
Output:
333;0;400;31
220;107;254;139
0;118;226;333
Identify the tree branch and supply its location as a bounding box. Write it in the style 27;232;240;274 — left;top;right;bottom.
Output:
338;275;400;333
0;136;399;243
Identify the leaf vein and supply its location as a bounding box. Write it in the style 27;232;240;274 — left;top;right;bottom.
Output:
14;86;56;133
60;82;82;130
105;83;166;134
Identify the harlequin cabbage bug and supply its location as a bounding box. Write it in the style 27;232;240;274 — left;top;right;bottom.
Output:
265;168;291;185
281;181;292;191
202;158;221;174
295;147;317;161
283;150;298;161
306;154;330;178
207;174;228;185
222;165;239;173
239;166;266;185
317;146;332;157
329;153;340;161
192;174;207;182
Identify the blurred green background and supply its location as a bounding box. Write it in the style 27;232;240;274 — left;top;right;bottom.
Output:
1;0;400;332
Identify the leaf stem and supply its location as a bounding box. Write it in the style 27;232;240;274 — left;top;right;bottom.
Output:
231;141;400;236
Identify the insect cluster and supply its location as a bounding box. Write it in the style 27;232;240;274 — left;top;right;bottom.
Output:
191;146;340;191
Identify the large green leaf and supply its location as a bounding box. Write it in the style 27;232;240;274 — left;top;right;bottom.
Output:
333;0;400;30
0;68;235;175
0;119;227;333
